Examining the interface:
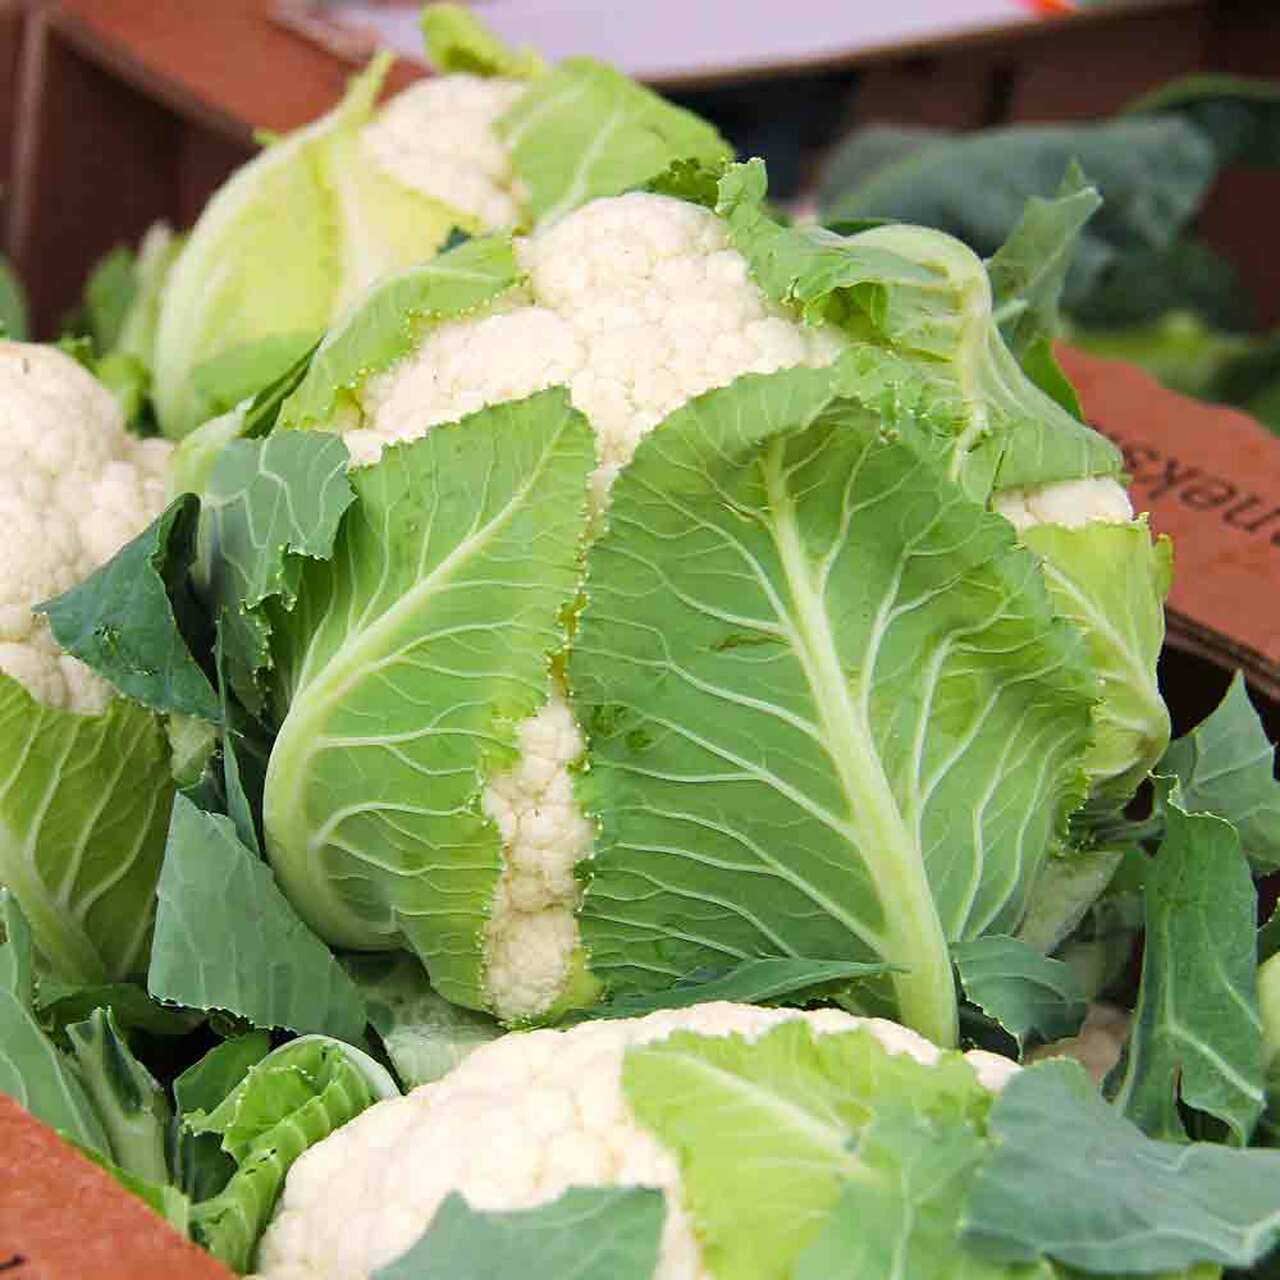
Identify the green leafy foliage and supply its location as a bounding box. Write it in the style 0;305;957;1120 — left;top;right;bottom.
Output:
1107;800;1264;1145
0;254;28;339
571;366;1093;1046
1015;847;1125;956
375;1187;665;1280
195;431;356;715
65;1007;171;1184
264;389;594;1009
40;496;220;722
344;953;501;1088
152;54;457;438
1156;673;1280;871
1019;519;1172;807
792;1110;1053;1280
498;59;731;225
1127;74;1280;167
624;1019;993;1280
718;161;1119;493
575;958;895;1023
172;1032;271;1200
33;978;201;1043
81;246;139;355
186;1036;397;1271
278;235;520;433
420;2;545;78
986;163;1101;361
0;674;172;983
952;936;1086;1052
189;332;321;425
148;795;368;1043
817;117;1216;317
0;892;111;1155
963;1059;1280;1273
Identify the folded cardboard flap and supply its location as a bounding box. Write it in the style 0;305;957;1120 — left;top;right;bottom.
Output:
0;1094;232;1279
1059;345;1280;704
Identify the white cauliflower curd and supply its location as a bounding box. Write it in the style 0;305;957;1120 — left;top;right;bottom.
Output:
0;342;172;713
337;192;842;1020
993;475;1134;532
256;1001;1015;1280
359;75;529;232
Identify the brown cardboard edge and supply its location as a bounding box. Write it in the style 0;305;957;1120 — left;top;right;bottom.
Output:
267;0;1203;90
1167;609;1280;704
1059;342;1280;700
0;1094;233;1279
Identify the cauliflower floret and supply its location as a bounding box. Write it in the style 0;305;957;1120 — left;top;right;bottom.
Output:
256;1001;1015;1280
992;476;1133;533
0;342;172;713
359;75;529;232
351;193;843;1020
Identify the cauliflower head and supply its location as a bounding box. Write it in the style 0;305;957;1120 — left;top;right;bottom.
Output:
256;1001;1015;1280
358;75;529;234
267;192;843;1023
0;341;176;982
0;342;172;712
261;165;1157;1048
151;12;729;439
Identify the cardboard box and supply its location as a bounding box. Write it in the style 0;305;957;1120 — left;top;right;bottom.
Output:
1061;345;1280;719
0;1094;232;1279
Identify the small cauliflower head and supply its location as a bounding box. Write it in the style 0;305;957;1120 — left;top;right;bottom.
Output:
0;342;172;713
993;476;1172;803
256;1001;1016;1280
275;192;842;1022
359;74;529;234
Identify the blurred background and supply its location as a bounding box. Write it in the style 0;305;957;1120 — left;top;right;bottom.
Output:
2;0;1278;724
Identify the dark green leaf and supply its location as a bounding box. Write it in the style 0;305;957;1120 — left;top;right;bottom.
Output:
1157;673;1280;871
1016;847;1124;956
171;1032;271;1201
343;954;500;1089
148;795;368;1043
39;496;220;721
190;331;320;423
987;162;1101;359
374;1187;665;1280
1128;73;1280;166
197;432;355;715
1107;801;1264;1144
794;1108;1034;1280
82;246;138;354
575;958;894;1023
65;1007;171;1184
189;1036;396;1272
0;255;29;340
498;57;731;225
0;893;111;1156
174;1032;272;1115
34;979;201;1042
963;1058;1280;1273
818;117;1216;312
1016;336;1084;418
953;936;1086;1051
1071;240;1254;331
